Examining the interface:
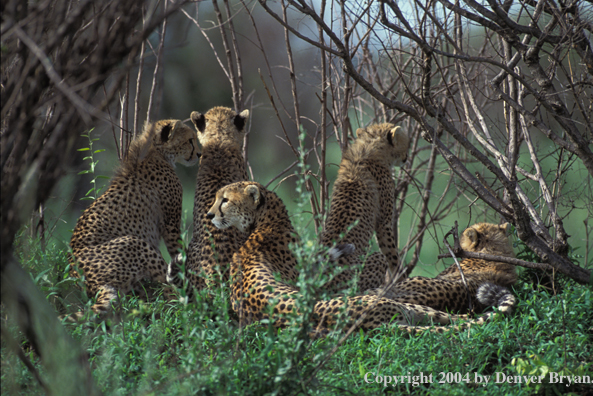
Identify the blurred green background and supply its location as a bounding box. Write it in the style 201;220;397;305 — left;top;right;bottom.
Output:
37;3;592;277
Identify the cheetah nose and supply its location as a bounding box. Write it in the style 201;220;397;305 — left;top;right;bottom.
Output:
207;212;215;220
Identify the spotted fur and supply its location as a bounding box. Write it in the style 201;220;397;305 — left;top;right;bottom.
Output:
321;124;409;293
168;107;251;293
208;181;492;335
372;223;518;314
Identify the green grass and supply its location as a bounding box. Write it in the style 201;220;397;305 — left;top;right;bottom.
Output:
2;228;592;396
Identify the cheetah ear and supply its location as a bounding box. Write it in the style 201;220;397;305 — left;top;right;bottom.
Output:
500;223;510;233
191;111;206;132
465;229;479;249
245;184;260;205
159;122;173;143
161;120;184;143
355;128;366;138
387;126;401;147
234;110;249;131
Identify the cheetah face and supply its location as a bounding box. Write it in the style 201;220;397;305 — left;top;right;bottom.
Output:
207;182;261;233
460;223;514;257
190;107;249;148
153;120;200;167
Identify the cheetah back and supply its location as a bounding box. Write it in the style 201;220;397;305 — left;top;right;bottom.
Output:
210;181;492;336
321;123;409;292
69;119;199;314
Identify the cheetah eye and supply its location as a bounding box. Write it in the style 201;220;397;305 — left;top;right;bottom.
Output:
222;198;228;204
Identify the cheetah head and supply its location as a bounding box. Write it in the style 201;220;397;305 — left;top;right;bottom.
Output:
355;123;410;166
151;119;200;167
460;222;515;257
190;106;249;149
207;182;264;233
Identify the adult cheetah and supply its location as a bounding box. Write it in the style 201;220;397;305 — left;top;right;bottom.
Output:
207;181;492;335
373;223;518;315
69;119;200;315
321;123;409;293
168;106;253;294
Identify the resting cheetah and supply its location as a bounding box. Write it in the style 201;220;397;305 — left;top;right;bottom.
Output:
69;119;200;314
207;181;492;335
373;223;518;314
168;106;252;293
321;123;409;292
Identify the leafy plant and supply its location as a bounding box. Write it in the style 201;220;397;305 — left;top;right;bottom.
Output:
78;128;109;201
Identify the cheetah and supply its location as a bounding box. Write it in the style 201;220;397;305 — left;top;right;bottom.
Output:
372;223;518;315
207;181;492;336
167;106;253;294
69;119;200;314
321;123;409;293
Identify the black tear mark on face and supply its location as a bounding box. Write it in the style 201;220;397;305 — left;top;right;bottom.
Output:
192;113;206;132
161;124;172;142
234;114;246;131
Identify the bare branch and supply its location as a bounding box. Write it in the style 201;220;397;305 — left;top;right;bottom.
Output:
437;251;555;273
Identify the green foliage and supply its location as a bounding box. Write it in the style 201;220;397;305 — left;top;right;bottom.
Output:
3;133;592;395
11;228;87;314
3;233;593;395
78;128;109;201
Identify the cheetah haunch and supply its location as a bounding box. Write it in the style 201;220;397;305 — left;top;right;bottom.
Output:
69;119;200;315
321;123;409;293
208;181;493;336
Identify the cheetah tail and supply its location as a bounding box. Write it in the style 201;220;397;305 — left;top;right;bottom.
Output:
476;282;517;315
328;243;356;261
397;312;495;335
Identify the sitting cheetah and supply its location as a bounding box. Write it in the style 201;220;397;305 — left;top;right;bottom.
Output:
207;181;492;335
321;123;409;293
372;223;518;315
168;106;255;294
69;119;200;314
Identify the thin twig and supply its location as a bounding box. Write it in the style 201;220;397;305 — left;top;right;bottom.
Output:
146;0;168;122
437;251;555;272
258;70;299;157
442;221;473;312
133;9;146;137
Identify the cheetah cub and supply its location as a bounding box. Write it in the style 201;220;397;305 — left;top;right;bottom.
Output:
321;123;409;293
374;223;518;315
69;120;200;316
167;106;251;295
208;181;493;336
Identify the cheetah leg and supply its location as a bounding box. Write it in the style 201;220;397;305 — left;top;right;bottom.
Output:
395;302;495;334
397;313;494;334
92;285;120;315
323;252;390;293
394;302;489;325
357;253;391;291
